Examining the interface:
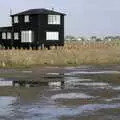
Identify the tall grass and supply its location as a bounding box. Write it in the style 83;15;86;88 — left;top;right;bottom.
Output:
0;41;120;68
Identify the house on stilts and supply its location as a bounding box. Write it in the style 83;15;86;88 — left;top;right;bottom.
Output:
0;8;65;49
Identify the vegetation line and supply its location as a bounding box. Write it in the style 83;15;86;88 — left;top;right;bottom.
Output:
0;41;120;68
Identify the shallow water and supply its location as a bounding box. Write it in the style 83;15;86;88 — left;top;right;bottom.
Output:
0;66;120;120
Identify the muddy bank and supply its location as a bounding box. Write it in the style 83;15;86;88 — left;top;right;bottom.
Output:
0;68;120;120
0;65;119;89
0;65;120;81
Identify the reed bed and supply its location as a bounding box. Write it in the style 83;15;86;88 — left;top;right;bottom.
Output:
0;41;120;67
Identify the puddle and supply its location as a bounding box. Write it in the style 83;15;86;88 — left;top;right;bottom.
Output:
65;77;92;82
51;93;95;100
64;82;111;89
112;86;120;90
0;80;13;87
64;81;112;89
65;71;120;76
95;86;112;89
76;82;110;86
0;67;120;119
64;66;90;70
22;71;32;73
0;97;16;116
65;78;91;84
29;103;120;119
47;73;60;75
105;97;120;102
64;67;76;70
64;77;93;87
0;78;5;81
48;81;62;87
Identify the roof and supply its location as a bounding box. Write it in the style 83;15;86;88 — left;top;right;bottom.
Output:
11;8;66;16
0;26;12;32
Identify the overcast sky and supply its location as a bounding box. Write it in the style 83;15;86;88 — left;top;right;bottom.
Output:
0;0;120;36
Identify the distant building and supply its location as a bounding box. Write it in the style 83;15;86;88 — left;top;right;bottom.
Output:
0;8;66;49
77;37;83;41
90;36;97;41
65;36;76;41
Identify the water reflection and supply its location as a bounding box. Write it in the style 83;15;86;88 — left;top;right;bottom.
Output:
112;86;120;90
2;95;120;120
65;71;120;76
0;80;13;87
51;93;96;100
0;97;16;117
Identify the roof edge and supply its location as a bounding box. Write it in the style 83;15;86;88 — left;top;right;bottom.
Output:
11;8;66;16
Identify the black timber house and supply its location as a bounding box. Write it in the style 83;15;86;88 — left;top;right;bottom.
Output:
0;8;65;49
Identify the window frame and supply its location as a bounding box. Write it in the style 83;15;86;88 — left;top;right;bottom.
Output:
14;32;19;40
46;32;59;41
24;15;30;23
2;32;6;39
21;30;33;43
13;16;19;23
7;32;11;39
48;15;61;25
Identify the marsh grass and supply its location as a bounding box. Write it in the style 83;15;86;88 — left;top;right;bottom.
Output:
0;41;120;68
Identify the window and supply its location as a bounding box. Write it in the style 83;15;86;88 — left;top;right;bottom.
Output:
2;33;6;39
14;16;18;23
24;15;29;23
21;30;33;43
7;32;11;39
46;32;59;40
14;33;19;40
48;15;60;24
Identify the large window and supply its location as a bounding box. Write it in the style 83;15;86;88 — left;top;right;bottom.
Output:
48;15;60;24
24;15;29;23
21;30;33;43
14;16;19;23
2;32;6;39
7;32;11;39
46;32;59;40
14;33;19;40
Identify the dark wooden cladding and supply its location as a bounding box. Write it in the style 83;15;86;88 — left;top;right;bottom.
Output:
0;8;65;49
0;27;12;49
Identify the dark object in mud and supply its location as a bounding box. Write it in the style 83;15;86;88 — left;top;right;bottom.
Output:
13;79;64;88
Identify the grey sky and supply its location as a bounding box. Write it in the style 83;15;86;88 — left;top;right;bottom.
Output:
0;0;120;36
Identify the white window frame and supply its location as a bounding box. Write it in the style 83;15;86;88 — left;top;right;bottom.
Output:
14;16;19;23
46;32;59;40
21;30;33;43
24;15;29;23
14;32;19;40
48;15;60;24
2;32;6;39
7;32;11;39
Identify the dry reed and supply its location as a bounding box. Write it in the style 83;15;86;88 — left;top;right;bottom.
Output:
0;41;120;68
